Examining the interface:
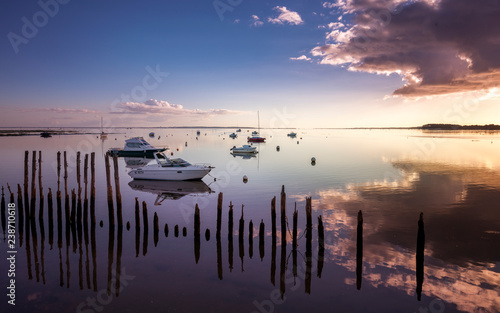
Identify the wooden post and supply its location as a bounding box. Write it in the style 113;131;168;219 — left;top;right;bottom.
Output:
104;153;115;228
194;204;201;264
76;152;81;192
48;188;54;249
30;150;37;219
271;199;276;286
57;151;61;191
90;153;96;227
83;154;89;228
164;224;169;237
271;196;276;243
1;187;5;239
248;220;253;259
24;151;29;224
38;151;44;223
112;154;123;228
205;229;210;241
174;225;179;237
134;198;140;257
216;192;223;239
238;205;245;272
280;185;286;247
17;184;24;247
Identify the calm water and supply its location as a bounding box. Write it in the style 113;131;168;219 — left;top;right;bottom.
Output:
0;128;499;313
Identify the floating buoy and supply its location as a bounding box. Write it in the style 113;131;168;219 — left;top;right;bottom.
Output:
297;141;299;144
276;146;280;151
243;175;248;183
185;141;188;146
171;152;174;156
176;148;179;151
311;157;316;166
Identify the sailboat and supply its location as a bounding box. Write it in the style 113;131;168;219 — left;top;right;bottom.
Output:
247;111;266;143
100;116;107;140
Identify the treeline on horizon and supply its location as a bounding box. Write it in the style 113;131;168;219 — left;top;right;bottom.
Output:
421;124;500;130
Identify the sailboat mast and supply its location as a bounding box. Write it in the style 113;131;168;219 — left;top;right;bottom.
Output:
257;110;260;133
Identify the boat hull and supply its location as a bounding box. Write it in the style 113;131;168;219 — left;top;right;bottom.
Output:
128;166;211;181
247;137;265;142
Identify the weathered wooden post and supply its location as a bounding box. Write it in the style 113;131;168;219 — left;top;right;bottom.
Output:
104;153;115;228
216;192;223;239
259;219;265;261
112;154;123;228
194;204;201;264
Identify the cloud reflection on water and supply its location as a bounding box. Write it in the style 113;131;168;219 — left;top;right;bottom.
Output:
314;158;500;313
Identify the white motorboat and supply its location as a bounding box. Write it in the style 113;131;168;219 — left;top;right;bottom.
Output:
128;152;213;181
108;137;167;157
230;145;257;154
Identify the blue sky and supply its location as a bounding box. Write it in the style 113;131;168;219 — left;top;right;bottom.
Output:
1;0;499;128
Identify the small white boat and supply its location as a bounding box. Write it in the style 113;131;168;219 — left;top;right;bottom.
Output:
230;145;257;154
108;137;167;157
128;152;213;181
236;128;242;132
287;132;297;137
229;133;237;138
251;130;259;135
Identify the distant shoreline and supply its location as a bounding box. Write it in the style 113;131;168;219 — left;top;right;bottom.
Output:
1;124;499;137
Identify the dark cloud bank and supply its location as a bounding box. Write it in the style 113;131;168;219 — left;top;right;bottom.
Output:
313;0;500;97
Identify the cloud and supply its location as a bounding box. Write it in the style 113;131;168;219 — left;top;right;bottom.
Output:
313;0;500;97
27;108;101;114
113;99;241;116
290;55;312;61
250;15;263;27
268;6;304;25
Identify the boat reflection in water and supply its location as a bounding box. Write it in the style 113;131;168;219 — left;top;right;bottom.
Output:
128;180;213;204
230;152;257;159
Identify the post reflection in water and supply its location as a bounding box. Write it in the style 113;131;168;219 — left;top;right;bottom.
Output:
416;212;425;301
356;210;363;291
228;202;234;272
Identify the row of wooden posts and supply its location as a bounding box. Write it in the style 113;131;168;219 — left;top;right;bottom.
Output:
0;150;425;300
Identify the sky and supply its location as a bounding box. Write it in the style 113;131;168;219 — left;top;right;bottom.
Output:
0;0;499;128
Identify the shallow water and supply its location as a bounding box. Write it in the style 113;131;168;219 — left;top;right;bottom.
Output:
0;128;499;313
